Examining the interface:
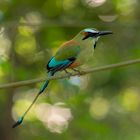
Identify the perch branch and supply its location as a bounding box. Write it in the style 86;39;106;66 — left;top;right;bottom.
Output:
0;58;140;90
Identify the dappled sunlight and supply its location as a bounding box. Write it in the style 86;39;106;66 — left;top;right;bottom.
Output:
25;12;42;25
19;12;42;33
14;13;42;61
18;22;33;37
69;76;81;86
12;99;36;122
12;88;38;122
98;15;118;22
36;103;73;133
121;88;140;112
0;27;11;60
0;27;11;78
12;88;38;101
15;33;37;59
89;97;110;120
18;12;42;36
84;0;106;7
15;18;36;59
63;0;78;10
0;27;4;35
69;75;89;89
116;0;137;16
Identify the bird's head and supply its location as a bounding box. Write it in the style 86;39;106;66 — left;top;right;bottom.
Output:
82;28;112;40
74;28;112;48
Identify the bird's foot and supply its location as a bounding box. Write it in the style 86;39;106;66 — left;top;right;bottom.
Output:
71;68;82;76
64;70;72;79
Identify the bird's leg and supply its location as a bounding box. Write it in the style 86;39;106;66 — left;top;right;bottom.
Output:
64;69;72;79
71;68;82;76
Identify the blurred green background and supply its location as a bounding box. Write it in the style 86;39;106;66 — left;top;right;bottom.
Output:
0;0;140;140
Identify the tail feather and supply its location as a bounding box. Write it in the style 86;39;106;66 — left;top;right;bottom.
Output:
39;80;49;94
12;71;54;128
39;72;53;94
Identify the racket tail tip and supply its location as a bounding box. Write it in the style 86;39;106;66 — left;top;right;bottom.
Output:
12;117;23;128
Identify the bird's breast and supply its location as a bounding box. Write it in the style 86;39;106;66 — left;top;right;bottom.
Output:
75;40;94;65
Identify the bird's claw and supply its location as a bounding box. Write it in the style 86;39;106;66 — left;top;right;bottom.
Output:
67;73;72;79
72;68;82;76
64;70;72;79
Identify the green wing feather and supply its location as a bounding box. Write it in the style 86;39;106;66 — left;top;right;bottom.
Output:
55;44;81;61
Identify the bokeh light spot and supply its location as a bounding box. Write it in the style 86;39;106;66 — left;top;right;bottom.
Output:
15;35;36;57
85;0;106;7
89;97;110;120
36;103;73;133
12;99;36;121
116;0;137;16
121;88;140;112
98;15;118;22
63;0;78;10
0;28;11;60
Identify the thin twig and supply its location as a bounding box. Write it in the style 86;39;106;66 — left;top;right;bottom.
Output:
0;58;140;90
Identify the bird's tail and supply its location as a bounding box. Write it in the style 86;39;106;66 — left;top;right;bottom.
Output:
12;71;54;128
38;71;54;94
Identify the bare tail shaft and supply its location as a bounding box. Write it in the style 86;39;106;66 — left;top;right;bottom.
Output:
12;71;53;128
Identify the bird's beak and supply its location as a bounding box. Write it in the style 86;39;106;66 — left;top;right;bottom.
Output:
98;31;113;36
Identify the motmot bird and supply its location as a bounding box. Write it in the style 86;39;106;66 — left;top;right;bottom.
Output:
12;28;112;128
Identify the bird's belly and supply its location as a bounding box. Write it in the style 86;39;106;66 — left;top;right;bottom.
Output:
68;48;93;69
76;46;94;66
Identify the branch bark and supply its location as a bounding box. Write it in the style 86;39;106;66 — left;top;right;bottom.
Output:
0;58;140;90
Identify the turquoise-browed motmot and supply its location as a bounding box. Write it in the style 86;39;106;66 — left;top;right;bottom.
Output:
12;28;112;128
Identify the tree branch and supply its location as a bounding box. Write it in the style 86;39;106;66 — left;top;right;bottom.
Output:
0;58;140;90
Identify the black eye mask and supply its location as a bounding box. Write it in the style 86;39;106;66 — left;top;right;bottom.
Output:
82;32;99;40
